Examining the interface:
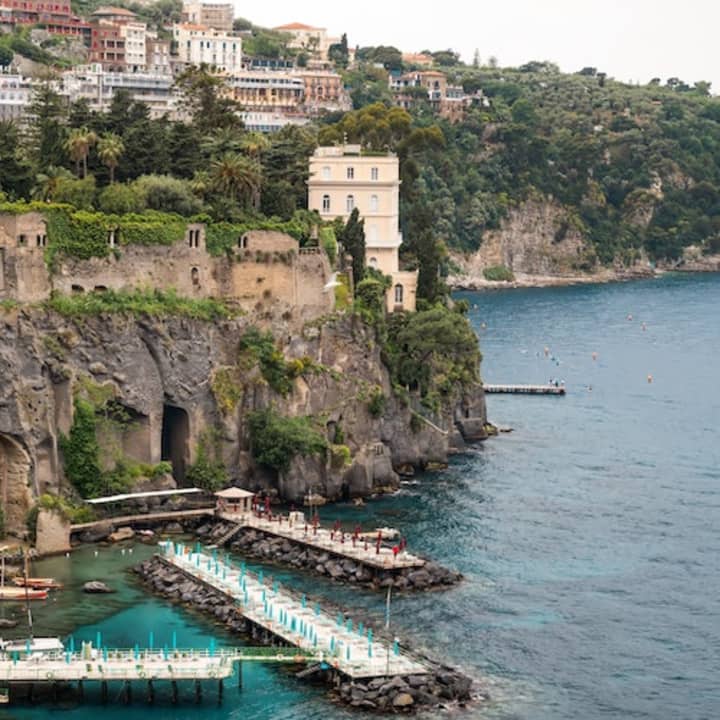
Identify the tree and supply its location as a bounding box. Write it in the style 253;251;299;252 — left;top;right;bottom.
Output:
65;127;97;178
52;175;96;209
28;80;67;172
410;206;447;303
210;152;263;208
339;208;365;286
0;46;13;67
98;182;144;214
33;165;73;201
174;65;243;135
0;121;33;199
328;32;349;68
97;132;124;183
472;49;480;68
132;174;202;215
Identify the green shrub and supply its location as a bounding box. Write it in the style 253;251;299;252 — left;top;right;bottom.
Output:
59;397;102;498
482;265;515;282
238;327;310;396
98;183;146;214
46;288;237;321
248;409;328;473
330;443;351;469
367;386;386;417
52;176;97;210
186;429;227;491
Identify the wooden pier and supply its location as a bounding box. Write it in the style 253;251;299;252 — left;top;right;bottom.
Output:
161;542;430;680
215;511;426;570
484;384;566;395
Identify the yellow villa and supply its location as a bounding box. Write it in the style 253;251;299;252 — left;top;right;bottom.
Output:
308;144;417;312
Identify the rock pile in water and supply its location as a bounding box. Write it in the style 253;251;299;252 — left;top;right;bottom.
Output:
135;556;481;714
195;522;463;591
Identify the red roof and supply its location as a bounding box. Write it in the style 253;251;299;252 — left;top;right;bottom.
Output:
274;22;321;31
91;5;135;16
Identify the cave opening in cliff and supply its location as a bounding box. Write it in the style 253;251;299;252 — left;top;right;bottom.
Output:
161;405;189;485
0;434;31;535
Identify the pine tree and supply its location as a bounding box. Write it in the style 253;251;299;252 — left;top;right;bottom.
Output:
339;208;366;287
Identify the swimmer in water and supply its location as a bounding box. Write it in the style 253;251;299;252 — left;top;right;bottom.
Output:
592;351;598;361
641;322;647;331
647;374;653;383
627;314;633;321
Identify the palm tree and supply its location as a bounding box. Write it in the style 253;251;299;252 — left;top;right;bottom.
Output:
210;153;263;208
238;131;270;159
97;133;125;183
65;127;97;178
33;165;73;201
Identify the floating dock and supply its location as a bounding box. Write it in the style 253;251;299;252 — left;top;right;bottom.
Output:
483;384;566;395
215;511;426;570
161;542;430;680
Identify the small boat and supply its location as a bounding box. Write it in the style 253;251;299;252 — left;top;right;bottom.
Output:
12;577;63;590
0;687;9;705
0;587;48;601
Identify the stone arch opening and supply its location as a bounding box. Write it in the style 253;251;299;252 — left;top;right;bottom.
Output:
0;434;32;537
161;405;189;485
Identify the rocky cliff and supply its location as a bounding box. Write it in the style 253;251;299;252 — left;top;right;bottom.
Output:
0;307;486;537
448;199;654;288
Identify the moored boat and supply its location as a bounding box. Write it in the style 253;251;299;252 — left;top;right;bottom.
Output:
11;577;63;590
0;587;48;601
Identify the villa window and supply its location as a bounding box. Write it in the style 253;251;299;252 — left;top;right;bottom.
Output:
322;194;331;213
394;284;404;304
370;194;379;212
346;195;354;212
191;267;200;287
346;166;354;180
369;257;378;268
371;167;379;181
322;166;331;180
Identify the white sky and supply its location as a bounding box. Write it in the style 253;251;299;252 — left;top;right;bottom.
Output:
241;0;719;93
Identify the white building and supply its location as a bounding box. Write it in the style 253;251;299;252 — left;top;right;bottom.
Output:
239;110;309;133
60;64;177;118
120;20;147;72
172;23;242;74
308;145;417;312
0;73;34;121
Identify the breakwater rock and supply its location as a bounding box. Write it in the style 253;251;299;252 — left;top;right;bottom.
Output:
135;556;481;714
198;521;463;592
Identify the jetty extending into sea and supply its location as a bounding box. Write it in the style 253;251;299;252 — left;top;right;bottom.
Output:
483;383;566;395
159;540;430;680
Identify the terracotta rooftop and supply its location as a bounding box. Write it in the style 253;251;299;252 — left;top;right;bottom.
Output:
274;22;322;31
92;5;136;16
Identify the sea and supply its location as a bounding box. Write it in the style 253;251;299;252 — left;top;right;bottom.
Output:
2;272;719;720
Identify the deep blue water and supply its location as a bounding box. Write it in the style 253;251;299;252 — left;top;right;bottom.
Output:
5;273;720;719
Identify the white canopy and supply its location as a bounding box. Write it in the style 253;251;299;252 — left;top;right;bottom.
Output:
86;488;204;505
215;488;255;499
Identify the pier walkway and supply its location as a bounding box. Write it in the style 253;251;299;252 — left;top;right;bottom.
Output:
70;508;213;534
216;511;426;570
484;384;566;395
161;542;430;680
0;646;316;683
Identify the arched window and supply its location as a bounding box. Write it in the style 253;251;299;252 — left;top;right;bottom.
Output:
394;284;404;304
322;194;331;212
369;257;378;268
238;234;248;249
191;267;200;287
370;194;379;212
346;195;354;212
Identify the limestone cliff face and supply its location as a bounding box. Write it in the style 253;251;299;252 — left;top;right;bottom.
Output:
448;200;597;287
0;308;486;535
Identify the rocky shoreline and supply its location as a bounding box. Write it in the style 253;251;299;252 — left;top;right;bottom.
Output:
197;520;463;592
135;556;482;714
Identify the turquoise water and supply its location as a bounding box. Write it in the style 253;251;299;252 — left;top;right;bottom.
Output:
5;273;720;719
